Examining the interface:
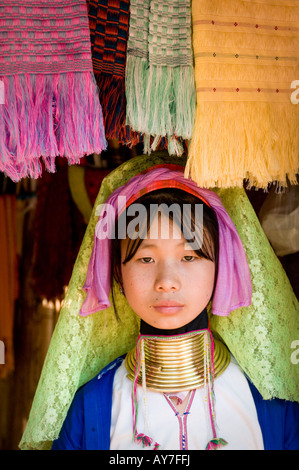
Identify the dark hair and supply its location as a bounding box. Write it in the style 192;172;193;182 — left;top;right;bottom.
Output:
111;188;219;299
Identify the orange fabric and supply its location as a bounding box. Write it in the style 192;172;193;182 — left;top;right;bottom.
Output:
0;195;18;378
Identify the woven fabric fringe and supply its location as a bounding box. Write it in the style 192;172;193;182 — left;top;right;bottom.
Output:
185;0;299;189
125;0;196;155
87;0;140;145
0;0;106;182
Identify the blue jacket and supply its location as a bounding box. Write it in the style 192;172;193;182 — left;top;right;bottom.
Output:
52;357;299;450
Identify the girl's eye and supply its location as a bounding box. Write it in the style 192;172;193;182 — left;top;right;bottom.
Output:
182;255;196;262
140;257;153;263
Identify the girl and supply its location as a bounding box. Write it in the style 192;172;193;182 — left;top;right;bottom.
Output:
51;163;299;450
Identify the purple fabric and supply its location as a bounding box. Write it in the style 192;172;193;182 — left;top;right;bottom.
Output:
80;166;252;317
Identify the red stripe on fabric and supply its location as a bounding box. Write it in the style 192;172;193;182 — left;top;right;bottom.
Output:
125;180;211;209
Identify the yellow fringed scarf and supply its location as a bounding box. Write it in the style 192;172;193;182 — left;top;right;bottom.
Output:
185;0;299;188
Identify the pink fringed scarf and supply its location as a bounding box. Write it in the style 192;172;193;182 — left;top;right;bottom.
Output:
0;0;107;182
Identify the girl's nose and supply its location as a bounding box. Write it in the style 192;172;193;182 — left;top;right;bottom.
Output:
154;264;181;292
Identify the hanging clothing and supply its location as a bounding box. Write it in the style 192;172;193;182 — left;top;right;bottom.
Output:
0;0;106;182
0;194;18;378
32;161;81;301
68;165;111;224
185;0;299;188
87;0;140;145
125;0;196;155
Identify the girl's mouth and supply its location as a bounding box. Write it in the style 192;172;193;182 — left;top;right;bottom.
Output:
153;302;184;314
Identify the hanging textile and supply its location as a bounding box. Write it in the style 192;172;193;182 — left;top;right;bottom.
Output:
0;194;18;379
87;0;139;146
185;0;299;189
0;0;106;182
68;164;111;223
32;160;111;301
125;0;196;155
32;160;86;301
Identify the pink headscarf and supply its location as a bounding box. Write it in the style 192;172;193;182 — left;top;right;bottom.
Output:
80;165;252;316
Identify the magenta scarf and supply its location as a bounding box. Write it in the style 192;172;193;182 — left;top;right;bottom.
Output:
80;165;252;317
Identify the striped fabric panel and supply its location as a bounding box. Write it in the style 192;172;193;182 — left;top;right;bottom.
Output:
0;0;93;75
127;0;193;67
149;0;193;67
192;0;299;103
241;0;299;6
126;0;150;59
124;178;211;210
88;0;130;78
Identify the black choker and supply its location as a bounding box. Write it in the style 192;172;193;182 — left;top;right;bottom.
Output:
139;308;209;336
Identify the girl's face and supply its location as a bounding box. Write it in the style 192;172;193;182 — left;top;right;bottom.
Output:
121;214;215;330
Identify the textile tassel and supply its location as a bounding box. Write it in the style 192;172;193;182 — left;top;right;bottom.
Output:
125;55;149;135
125;0;196;155
186;101;299;189
205;438;228;451
186;0;299;189
204;331;228;450
131;337;160;450
126;61;196;147
94;73;140;146
0;72;106;181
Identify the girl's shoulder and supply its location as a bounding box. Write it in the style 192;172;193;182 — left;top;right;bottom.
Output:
97;356;125;380
78;355;125;396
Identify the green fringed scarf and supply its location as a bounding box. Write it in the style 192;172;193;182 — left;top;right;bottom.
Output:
125;0;196;155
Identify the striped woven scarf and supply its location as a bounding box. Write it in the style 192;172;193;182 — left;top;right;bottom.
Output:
125;0;196;155
88;0;140;145
0;0;106;182
185;0;299;189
